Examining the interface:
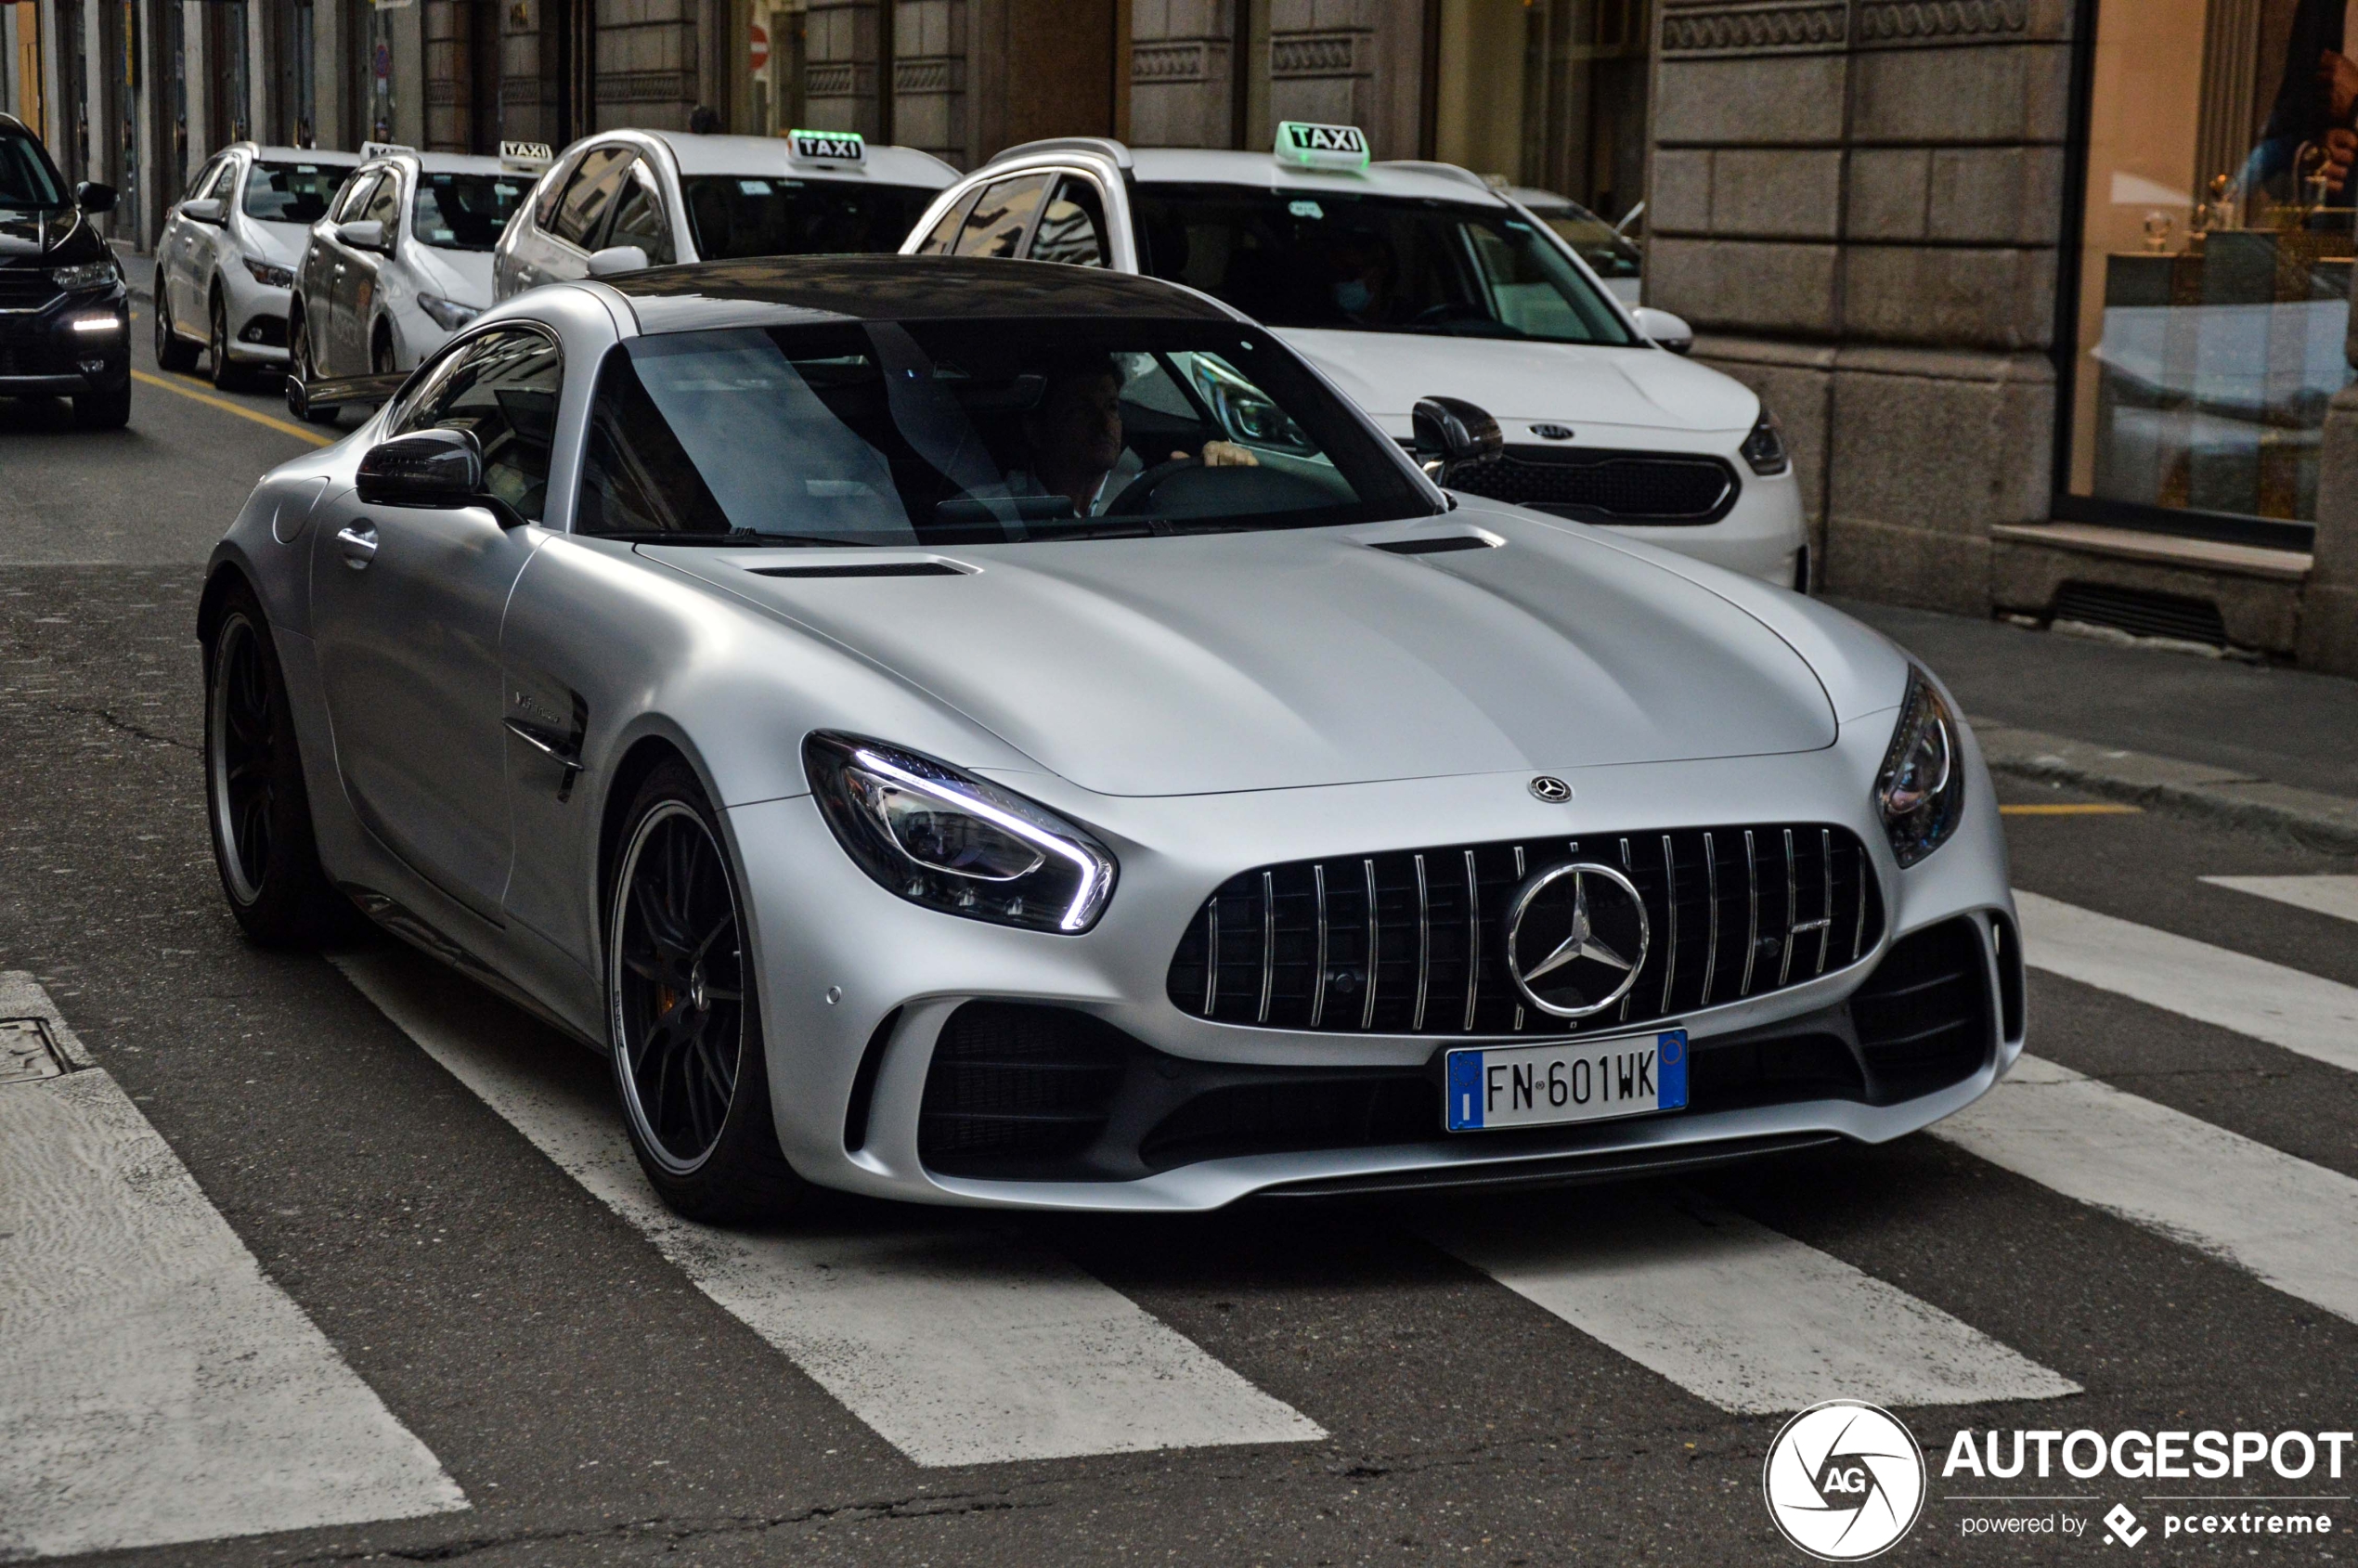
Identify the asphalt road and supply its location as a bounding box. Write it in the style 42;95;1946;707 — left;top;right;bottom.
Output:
4;356;2357;1566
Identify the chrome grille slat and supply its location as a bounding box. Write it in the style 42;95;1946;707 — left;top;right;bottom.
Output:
1171;823;1881;1037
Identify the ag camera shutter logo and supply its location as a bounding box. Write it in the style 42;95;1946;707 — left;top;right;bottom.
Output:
1763;1400;1926;1561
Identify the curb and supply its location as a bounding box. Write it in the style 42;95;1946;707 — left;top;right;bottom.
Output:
1976;720;2358;856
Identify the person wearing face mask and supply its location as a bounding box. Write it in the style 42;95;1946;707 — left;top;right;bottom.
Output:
1324;234;1395;325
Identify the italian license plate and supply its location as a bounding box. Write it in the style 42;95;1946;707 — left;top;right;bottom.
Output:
1445;1030;1688;1133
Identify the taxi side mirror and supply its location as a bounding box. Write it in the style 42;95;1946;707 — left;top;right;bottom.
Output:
1630;305;1693;356
182;198;225;226
1412;395;1504;481
336;219;390;253
586;244;650;279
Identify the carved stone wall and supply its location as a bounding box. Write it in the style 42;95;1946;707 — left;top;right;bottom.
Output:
1130;0;1236;148
1648;0;2075;611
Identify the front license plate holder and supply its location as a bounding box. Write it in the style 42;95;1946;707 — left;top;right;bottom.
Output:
1445;1030;1688;1133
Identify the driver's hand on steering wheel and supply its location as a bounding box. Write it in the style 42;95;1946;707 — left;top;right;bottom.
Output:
1184;440;1260;468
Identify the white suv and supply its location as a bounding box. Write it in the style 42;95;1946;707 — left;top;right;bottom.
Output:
286;146;528;417
904;131;1807;589
493;129;957;298
154;143;359;388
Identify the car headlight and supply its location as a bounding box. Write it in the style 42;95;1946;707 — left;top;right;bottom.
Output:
805;732;1118;933
240;254;294;289
416;292;481;331
50;260;116;292
1875;668;1965;867
1740;407;1789;476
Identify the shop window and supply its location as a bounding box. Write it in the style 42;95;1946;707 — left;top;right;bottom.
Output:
2066;0;2356;544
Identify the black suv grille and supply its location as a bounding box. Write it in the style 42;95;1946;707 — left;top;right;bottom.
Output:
0;269;61;311
1167;823;1884;1039
1447;445;1739;525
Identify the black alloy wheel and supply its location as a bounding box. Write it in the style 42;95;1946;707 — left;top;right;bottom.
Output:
155;286;198;371
208;292;247;391
607;761;804;1220
202;585;351;945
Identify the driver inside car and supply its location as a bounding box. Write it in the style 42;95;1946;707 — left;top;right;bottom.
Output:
1006;352;1256;517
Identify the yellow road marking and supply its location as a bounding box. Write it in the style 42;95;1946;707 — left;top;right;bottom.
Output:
129;369;335;448
2000;803;2144;816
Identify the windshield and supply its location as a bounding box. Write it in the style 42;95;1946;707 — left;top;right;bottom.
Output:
576;318;1433;546
412;172;526;250
243;162;343;224
1133;183;1635;345
1529;203;1641;280
680;176;938;260
0;131;67;210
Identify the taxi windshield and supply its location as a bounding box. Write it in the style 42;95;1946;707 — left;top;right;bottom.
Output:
575;317;1433;546
0;131;66;210
412;172;527;250
1132;183;1636;346
243;162;343;224
680;176;938;260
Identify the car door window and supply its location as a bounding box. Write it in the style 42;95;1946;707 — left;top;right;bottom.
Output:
911;188;979;255
549;147;631;249
390;330;565;522
1025;175;1108;267
332;172;381;224
602;161;676;263
950;174;1051;258
362;171;402;231
188;157;231;205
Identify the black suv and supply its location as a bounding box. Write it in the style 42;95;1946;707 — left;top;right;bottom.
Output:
1;113;129;427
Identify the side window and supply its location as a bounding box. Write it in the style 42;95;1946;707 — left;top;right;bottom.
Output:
550;147;632;249
912;188;979;255
332;172;381;224
390;330;565;523
188;157;230;204
951;173;1051;258
1026;175;1108;267
363;171;402;229
603;161;676;264
531;153;577;228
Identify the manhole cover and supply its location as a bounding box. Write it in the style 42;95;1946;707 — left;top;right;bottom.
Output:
0;1017;67;1084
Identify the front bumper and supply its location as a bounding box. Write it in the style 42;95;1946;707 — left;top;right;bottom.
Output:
724;708;2017;1212
221;268;293;364
0;283;131;394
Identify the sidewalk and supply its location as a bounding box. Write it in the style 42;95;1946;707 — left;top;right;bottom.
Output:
1837;598;2358;852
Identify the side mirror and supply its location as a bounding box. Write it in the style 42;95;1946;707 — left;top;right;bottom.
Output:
585;243;650;279
356;428;488;511
336;218;389;253
77;181;118;214
1411;395;1504;481
1630;305;1693;356
181;198;224;226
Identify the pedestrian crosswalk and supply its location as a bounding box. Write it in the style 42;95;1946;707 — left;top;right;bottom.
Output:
10;873;2358;1556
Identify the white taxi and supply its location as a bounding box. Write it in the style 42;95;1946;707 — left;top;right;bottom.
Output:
903;126;1807;589
285;143;530;419
154;143;360;389
491;128;956;299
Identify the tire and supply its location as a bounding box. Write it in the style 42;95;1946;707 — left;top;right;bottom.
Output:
370;324;398;376
209;292;249;391
202;585;353;946
72;381;131;429
154;286;199;372
607;760;805;1222
286;309;338;424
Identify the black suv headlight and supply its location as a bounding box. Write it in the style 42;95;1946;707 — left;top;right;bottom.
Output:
50;260;116;292
1875;668;1965;867
805;732;1117;933
1740;407;1789;475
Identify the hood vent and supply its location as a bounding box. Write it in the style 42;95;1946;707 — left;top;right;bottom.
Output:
747;561;971;578
1370;534;1499;556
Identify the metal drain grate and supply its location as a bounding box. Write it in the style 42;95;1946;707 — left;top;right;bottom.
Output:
0;1017;69;1084
2050;581;2230;647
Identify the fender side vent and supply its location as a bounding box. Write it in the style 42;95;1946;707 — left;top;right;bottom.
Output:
750;561;969;578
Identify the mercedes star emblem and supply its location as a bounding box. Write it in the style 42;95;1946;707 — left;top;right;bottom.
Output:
1528;775;1572;803
1504;862;1652;1018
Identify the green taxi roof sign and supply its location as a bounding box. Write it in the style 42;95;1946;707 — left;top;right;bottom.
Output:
1274;121;1368;172
787;128;865;164
499;140;555;174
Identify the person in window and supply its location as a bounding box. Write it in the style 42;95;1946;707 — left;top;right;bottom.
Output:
2245;0;2358;207
1322;231;1399;326
1005;353;1255;517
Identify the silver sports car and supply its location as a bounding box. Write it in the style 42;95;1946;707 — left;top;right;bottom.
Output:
204;256;2020;1220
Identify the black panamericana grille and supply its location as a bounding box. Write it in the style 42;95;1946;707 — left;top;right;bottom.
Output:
1167;824;1884;1039
1446;445;1739;525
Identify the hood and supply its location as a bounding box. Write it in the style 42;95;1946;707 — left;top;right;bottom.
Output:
0;205;94;264
247;218;311;268
656;516;1835;797
1274;327;1758;437
403;243;496;307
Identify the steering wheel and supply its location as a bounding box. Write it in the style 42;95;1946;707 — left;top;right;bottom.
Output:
1105;457;1200;516
1410;302;1491;328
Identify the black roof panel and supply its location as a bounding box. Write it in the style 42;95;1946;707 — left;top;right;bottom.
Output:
610;254;1235;324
